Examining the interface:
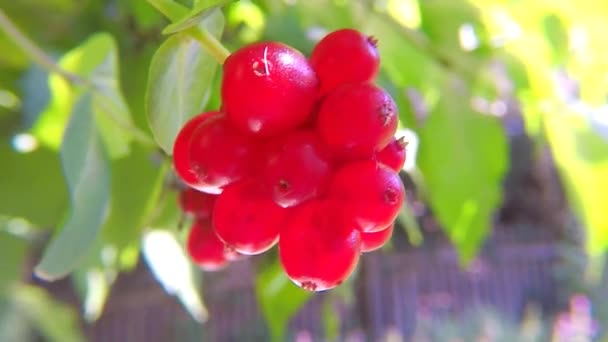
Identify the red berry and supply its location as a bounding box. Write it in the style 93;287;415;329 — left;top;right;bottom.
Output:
172;111;221;187
375;137;407;172
310;28;380;95
317;83;398;160
329;160;404;232
260;130;333;207
186;219;228;271
212;178;287;255
188;115;258;194
222;41;319;136
279;200;361;292
178;188;217;220
361;224;394;253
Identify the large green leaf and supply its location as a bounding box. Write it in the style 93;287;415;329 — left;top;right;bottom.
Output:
417;78;508;264
146;9;224;154
255;261;312;341
32;33;135;159
544;111;608;255
35;93;111;281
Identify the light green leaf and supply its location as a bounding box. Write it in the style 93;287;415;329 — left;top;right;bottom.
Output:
146;9;224;154
163;1;232;34
255;261;312;341
417;78;508;264
11;285;84;342
418;0;481;52
544;111;608;255
35;93;111;280
32;33;135;159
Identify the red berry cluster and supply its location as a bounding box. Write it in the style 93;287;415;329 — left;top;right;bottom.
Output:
173;29;406;291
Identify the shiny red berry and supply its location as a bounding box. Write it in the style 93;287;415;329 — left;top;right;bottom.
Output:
222;42;319;136
212;178;287;255
188;115;258;194
172;111;221;187
329;160;404;232
317;82;398;160
310;28;380;95
361;224;394;252
376;136;407;172
279;200;361;292
186;219;228;271
178;188;217;220
260;130;333;207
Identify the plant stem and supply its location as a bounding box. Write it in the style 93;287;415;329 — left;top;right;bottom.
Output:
0;10;84;86
146;0;188;22
0;8;156;148
146;0;231;64
188;28;230;64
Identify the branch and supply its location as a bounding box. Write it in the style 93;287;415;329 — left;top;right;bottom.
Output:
0;9;156;148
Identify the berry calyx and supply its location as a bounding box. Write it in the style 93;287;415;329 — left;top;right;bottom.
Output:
361;224;394;252
329;160;405;232
279;200;361;292
188;115;258;194
178;188;217;220
260;130;333;207
172;111;222;188
186;219;228;271
222;41;319;137
317;82;398;160
212;178;287;255
375;136;407;172
310;28;380;95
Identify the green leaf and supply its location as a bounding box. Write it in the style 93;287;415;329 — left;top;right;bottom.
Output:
146;9;224;154
417;78;508;264
163;1;232;34
32;33;135;159
255;261;312;341
35;93;111;281
11;285;85;342
101;147;169;250
0;231;27;295
544;112;608;255
418;0;481;52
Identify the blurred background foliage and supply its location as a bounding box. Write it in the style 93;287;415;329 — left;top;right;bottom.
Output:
0;0;607;340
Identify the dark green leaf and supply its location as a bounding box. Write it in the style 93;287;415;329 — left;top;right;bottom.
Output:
101;147;169;250
255;261;312;341
417;78;508;264
35;93;111;280
146;9;224;154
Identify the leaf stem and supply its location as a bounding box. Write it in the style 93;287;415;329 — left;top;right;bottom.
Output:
146;0;231;64
188;28;230;64
0;9;156;148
